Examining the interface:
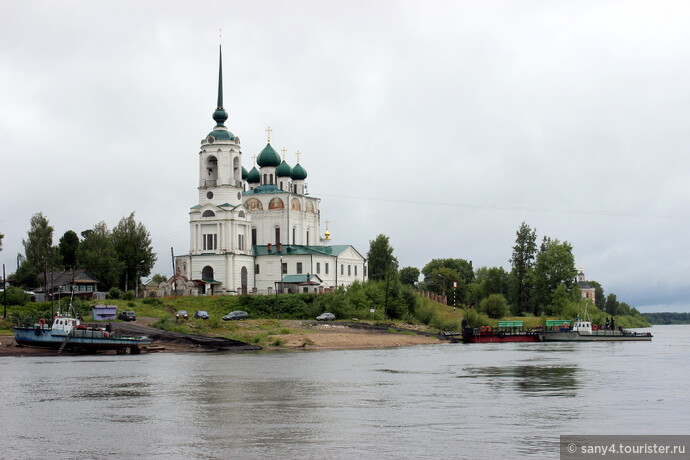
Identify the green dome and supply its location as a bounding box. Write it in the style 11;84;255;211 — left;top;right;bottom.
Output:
247;166;260;183
257;143;281;167
291;163;307;180
242;166;249;180
276;159;292;177
207;128;235;141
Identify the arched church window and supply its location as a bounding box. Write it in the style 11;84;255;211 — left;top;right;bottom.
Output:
238;211;245;218
202;210;215;217
270;174;274;185
263;173;267;184
202;266;214;280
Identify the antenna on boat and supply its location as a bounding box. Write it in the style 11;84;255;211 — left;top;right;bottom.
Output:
67;267;77;318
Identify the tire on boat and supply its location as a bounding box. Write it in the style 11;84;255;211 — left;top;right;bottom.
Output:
498;331;506;338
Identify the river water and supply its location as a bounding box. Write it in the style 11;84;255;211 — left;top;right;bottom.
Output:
1;325;688;460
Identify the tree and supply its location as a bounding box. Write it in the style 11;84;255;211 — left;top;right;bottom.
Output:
111;212;157;291
532;238;577;315
9;261;41;288
399;266;420;286
475;266;510;298
77;222;123;290
23;212;61;273
58;230;80;269
480;294;509;319
420;258;474;303
422;259;474;285
605;293;618;315
367;234;398;281
151;273;168;284
509;222;537;315
428;267;462;298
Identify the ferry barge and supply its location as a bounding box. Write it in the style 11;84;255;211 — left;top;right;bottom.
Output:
462;320;540;343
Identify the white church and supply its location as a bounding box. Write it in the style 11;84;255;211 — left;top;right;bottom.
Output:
172;47;367;296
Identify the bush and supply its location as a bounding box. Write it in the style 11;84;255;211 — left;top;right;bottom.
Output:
142;297;163;306
464;308;491;328
480;294;508;319
122;291;135;301
151;316;188;334
108;287;122;299
1;286;29;306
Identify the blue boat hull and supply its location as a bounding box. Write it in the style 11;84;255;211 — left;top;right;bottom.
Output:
14;326;152;352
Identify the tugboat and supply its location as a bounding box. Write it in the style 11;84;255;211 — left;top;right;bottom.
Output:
538;309;652;342
14;314;153;353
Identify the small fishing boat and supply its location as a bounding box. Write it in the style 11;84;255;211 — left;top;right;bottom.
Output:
14;314;152;353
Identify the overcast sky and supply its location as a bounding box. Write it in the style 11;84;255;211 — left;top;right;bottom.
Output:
2;1;689;312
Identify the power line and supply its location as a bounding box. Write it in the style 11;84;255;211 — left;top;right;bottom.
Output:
321;194;690;220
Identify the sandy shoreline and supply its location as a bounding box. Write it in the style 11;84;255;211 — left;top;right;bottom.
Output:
0;322;445;357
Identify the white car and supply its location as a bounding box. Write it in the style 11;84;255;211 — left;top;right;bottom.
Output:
316;312;336;321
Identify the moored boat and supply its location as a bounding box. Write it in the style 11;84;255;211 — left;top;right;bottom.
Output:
462;325;540;343
14;314;153;353
538;319;652;342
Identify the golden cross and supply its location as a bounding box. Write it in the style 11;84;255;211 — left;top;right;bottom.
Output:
251;154;257;165
281;147;287;160
295;150;301;163
265;126;272;143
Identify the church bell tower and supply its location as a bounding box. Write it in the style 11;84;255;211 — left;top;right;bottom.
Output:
198;45;244;207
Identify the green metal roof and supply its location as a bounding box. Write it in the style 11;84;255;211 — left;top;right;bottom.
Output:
253;244;352;257
242;166;249;180
207;128;235;141
244;184;285;195
291;162;307;180
257;143;281;167
282;274;321;283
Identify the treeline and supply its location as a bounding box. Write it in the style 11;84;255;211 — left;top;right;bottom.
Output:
643;312;690;325
8;212;156;292
371;223;648;324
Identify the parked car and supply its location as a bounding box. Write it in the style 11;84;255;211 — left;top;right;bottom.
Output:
194;310;210;320
118;311;136;321
176;310;189;320
316;312;336;321
223;311;248;321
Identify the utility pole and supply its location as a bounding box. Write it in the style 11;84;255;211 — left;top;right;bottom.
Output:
2;264;6;319
170;247;177;295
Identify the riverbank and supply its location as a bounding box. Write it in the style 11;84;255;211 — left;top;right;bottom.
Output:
0;320;445;356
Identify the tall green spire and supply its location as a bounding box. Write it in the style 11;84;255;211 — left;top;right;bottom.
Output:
217;45;224;109
212;45;228;127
